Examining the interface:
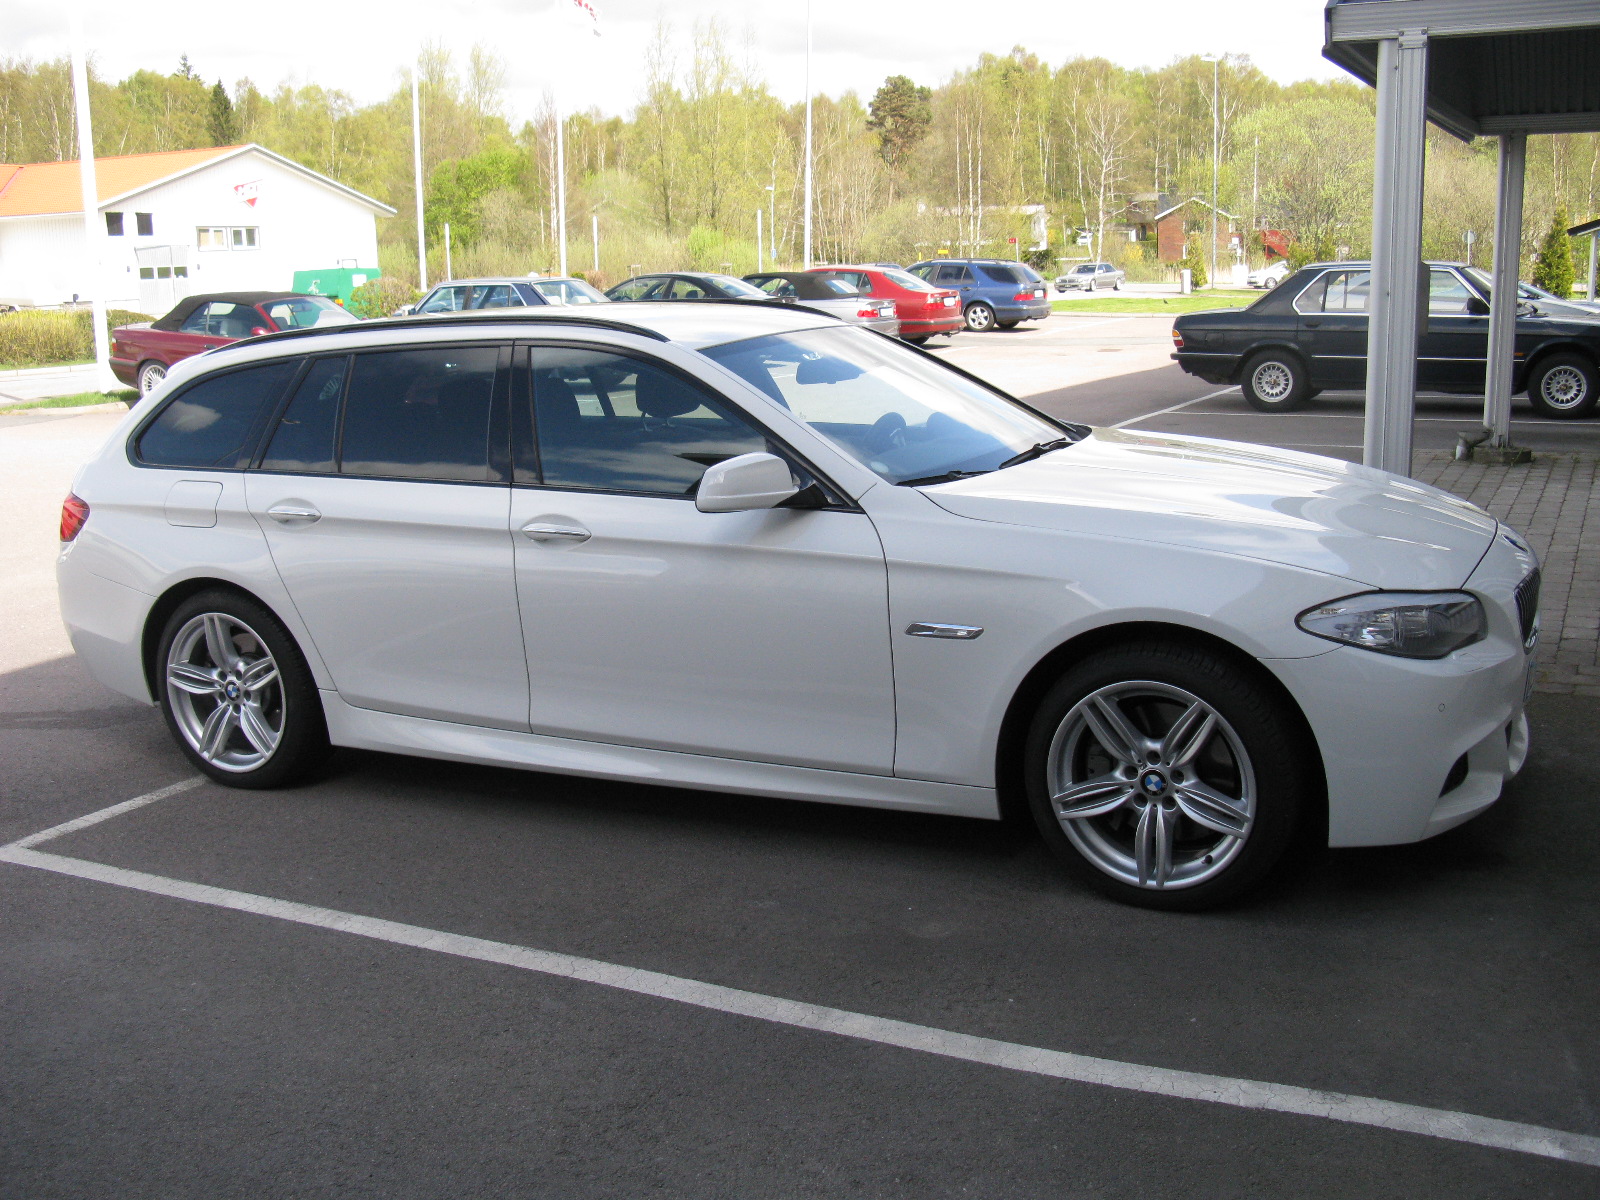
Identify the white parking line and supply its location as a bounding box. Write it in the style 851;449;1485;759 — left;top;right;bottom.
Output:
1112;386;1240;428
4;786;1599;1168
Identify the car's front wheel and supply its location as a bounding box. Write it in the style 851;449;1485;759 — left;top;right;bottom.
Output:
137;360;167;395
964;302;996;332
1025;642;1313;910
157;589;329;789
1527;353;1598;419
1241;351;1311;412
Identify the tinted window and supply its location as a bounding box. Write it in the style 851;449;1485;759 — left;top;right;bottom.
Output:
339;347;499;482
527;347;768;495
668;278;710;299
260;357;346;473
138;360;296;469
179;305;211;334
935;264;972;284
609;278;662;301
978;264;1026;285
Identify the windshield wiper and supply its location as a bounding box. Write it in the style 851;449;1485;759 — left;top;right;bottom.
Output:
997;436;1077;470
895;469;992;487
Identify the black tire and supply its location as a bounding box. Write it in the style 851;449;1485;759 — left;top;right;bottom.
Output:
997;320;1020;330
1526;353;1598;419
1113;280;1122;291
155;588;329;789
1023;640;1314;911
904;335;931;345
137;360;167;395
964;302;996;332
1263;278;1278;290
1240;351;1311;412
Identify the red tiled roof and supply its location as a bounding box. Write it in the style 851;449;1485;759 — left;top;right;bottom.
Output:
0;146;244;218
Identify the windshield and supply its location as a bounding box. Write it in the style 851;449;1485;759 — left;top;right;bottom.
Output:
881;268;935;292
267;296;359;328
700;325;1061;485
707;275;769;298
531;278;608;305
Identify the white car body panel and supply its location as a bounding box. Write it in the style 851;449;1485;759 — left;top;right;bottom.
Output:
56;305;1534;856
510;489;896;773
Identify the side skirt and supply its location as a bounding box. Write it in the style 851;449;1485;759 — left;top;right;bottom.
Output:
322;692;1001;820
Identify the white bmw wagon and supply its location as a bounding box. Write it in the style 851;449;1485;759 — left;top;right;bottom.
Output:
57;302;1538;908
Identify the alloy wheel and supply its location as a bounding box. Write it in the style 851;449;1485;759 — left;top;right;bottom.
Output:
165;612;285;772
138;362;167;394
1044;681;1255;890
1541;365;1589;411
1250;360;1294;404
965;303;994;332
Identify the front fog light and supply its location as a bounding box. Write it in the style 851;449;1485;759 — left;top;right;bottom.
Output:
1297;592;1486;659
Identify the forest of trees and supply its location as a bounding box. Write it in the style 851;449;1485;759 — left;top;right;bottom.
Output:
2;25;1597;291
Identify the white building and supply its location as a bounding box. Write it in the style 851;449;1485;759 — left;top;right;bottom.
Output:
0;144;395;313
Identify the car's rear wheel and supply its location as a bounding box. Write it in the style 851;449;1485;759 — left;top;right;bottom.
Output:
1241;351;1311;412
1025;641;1312;910
1527;353;1598;419
137;360;167;395
157;589;329;789
904;335;930;345
964;302;996;332
1113;280;1122;291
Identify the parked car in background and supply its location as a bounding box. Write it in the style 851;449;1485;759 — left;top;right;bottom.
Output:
111;292;358;395
810;265;963;344
1247;261;1290;290
1172;260;1600;417
411;276;608;316
906;259;1052;332
743;271;899;335
1056;262;1125;292
59;301;1535;909
605;272;780;302
1511;277;1600;316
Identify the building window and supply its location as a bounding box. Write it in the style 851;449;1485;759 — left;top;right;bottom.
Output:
135;213;154;236
105;212;124;236
139;267;154;279
198;226;259;251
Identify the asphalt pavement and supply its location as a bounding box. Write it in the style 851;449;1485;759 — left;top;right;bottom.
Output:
3;322;1597;1199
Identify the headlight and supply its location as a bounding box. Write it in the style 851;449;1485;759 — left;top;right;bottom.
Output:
1296;592;1486;659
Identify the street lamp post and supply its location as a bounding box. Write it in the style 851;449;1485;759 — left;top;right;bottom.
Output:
1202;54;1221;289
803;1;814;270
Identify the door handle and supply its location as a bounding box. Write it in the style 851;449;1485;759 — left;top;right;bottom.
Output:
1302;319;1321;327
266;504;320;524
521;522;590;543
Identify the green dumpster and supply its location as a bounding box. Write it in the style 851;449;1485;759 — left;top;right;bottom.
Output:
291;267;380;305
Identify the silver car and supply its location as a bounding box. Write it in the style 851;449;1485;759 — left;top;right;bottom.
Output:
744;272;900;335
1055;263;1125;292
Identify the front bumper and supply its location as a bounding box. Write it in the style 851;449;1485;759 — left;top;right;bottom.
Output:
1268;529;1537;847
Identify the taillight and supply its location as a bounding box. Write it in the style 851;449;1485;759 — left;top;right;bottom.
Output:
1014;291;1034;302
1171;329;1185;351
857;307;880;319
60;493;90;541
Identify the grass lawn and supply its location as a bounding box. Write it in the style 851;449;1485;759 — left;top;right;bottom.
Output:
0;359;94;373
1;390;136;412
1052;291;1262;315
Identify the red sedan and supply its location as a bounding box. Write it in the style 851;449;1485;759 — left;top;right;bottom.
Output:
808;266;963;344
111;291;358;395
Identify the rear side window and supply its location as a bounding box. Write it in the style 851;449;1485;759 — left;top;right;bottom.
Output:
935;264;972;285
260;356;346;473
978;264;1025;285
339;347;500;482
137;360;297;469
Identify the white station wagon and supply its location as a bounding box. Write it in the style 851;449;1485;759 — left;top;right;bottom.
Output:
57;302;1538;908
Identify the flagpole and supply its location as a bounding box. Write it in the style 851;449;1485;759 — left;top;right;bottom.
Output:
69;10;113;393
802;0;813;270
412;56;427;289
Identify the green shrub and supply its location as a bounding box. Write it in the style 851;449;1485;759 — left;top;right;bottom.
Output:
0;308;152;369
1533;206;1577;298
1179;235;1208;289
348;278;421;319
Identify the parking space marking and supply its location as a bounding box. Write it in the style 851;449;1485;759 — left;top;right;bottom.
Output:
5;787;1599;1169
1112;386;1241;428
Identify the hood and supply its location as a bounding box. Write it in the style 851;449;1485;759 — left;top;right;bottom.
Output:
922;427;1496;588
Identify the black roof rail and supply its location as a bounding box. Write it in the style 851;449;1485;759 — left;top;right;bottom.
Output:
213;308;674;354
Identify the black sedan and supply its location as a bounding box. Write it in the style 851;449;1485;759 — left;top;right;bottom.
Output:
604;272;780;303
1172;261;1600;418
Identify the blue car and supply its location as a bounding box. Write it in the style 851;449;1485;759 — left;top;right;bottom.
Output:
906;259;1052;332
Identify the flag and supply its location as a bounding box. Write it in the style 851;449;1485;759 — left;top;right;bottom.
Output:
567;0;601;36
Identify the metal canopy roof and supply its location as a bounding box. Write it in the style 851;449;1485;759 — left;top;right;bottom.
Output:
1324;0;1600;140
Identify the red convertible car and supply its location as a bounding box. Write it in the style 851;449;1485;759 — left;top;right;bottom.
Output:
808;265;964;344
111;292;358;394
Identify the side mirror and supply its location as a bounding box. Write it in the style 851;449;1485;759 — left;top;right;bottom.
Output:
695;452;799;513
1466;296;1490;316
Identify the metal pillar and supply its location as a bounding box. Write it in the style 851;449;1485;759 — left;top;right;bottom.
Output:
1363;32;1430;477
1484;134;1526;448
1588;232;1598;302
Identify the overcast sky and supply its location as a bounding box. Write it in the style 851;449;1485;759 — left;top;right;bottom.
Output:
17;1;1347;130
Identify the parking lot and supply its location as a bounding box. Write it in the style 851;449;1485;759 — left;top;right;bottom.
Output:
4;316;1598;1198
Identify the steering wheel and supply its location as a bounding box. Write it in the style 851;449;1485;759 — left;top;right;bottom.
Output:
867;411;908;453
